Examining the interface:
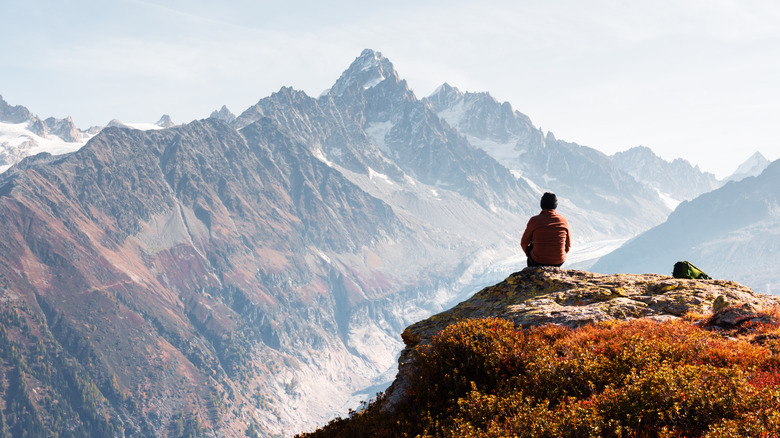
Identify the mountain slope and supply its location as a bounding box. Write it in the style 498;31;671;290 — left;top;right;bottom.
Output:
0;117;448;435
592;158;780;293
236;50;539;213
727;151;770;182
425;84;673;242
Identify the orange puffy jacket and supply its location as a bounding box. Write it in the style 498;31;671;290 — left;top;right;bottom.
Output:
520;209;571;265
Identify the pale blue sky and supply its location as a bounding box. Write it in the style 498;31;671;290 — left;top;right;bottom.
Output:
2;0;780;177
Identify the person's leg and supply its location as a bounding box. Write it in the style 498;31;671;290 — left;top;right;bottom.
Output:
527;254;542;267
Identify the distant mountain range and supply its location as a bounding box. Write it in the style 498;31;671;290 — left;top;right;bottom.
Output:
593;157;780;294
0;95;175;173
0;49;772;436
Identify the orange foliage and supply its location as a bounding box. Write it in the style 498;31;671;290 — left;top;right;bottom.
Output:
300;314;780;438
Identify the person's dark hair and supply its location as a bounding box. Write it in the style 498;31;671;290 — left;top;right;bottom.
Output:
541;192;557;210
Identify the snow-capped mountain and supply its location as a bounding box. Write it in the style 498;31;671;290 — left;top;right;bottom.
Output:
0;95;92;173
592;158;780;294
424;83;674;246
727;151;770;182
611;146;720;208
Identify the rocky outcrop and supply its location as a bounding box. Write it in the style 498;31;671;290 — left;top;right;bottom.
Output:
210;105;236;123
0;94;33;123
387;267;780;408
28;115;47;137
44;115;81;142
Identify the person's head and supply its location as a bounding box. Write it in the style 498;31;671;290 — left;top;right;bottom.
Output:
541;192;557;210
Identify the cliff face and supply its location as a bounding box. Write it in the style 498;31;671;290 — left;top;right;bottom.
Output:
387;267;780;408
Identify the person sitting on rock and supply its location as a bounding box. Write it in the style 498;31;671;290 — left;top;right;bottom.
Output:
521;192;571;268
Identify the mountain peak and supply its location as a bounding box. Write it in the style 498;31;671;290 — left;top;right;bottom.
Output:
155;114;175;128
106;119;130;129
728;151;770;182
327;49;401;96
431;82;462;97
0;94;34;123
425;82;464;110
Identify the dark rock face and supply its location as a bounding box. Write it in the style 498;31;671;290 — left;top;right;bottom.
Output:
44;116;81;142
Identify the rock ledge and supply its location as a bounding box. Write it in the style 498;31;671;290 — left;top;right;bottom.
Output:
387;267;780;408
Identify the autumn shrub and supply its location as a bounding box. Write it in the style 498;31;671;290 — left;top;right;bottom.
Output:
410;317;528;405
300;316;780;438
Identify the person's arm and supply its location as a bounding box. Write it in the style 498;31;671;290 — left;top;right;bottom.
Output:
521;219;534;255
564;223;571;253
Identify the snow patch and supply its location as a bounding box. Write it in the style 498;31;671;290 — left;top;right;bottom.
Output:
312;148;334;167
1;121;89;174
363;74;386;89
123;122;164;131
465;135;521;169
368;167;394;185
654;188;681;210
566;238;629;270
365;121;394;153
436;98;466;128
316;250;331;264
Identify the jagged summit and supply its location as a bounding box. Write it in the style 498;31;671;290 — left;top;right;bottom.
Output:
426;82;464;108
611;145;720;204
327;49;404;97
210;104;236;123
0;94;33;123
727;151;770;182
155;114;175;128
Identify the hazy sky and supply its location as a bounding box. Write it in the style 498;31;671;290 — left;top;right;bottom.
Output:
2;0;780;177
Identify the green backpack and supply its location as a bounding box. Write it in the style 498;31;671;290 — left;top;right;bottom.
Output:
672;261;711;280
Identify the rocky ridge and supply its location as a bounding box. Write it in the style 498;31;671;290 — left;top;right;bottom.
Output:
611;145;720;205
387;267;780;408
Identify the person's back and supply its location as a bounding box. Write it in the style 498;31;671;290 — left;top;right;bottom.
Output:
521;192;571;267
